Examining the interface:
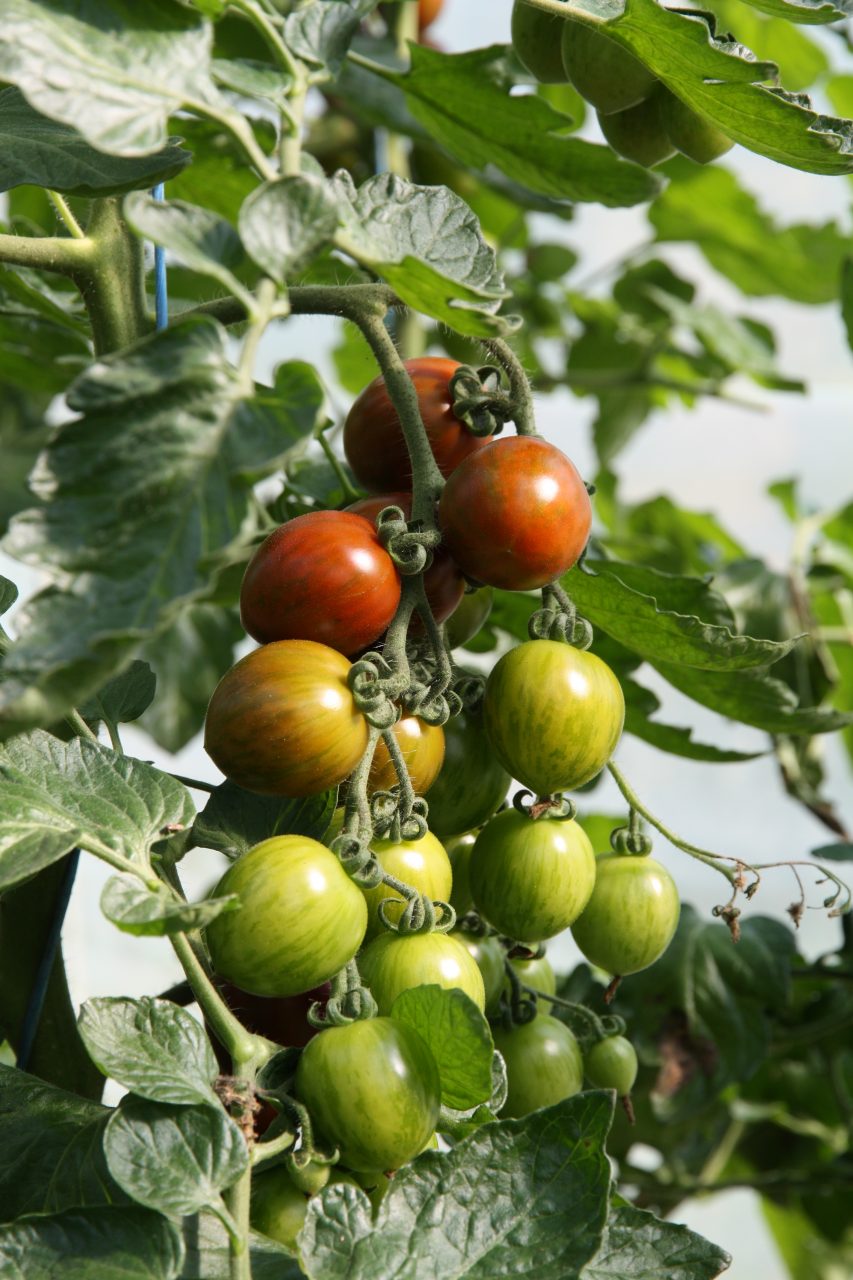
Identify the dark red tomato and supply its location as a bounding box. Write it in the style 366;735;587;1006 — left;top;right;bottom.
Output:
347;493;465;626
344;357;489;493
240;511;401;655
368;714;445;796
204;640;368;796
438;436;592;591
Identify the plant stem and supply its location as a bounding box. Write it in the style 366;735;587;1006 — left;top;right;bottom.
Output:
238;278;280;392
170;932;263;1066
229;0;299;78
281;66;308;176
481;337;537;435
171;772;218;793
224;1169;253;1280
0;231;92;275
189;282;404;327
76;198;151;354
47;190;85;239
65;709;99;744
187;99;278;182
317;425;359;502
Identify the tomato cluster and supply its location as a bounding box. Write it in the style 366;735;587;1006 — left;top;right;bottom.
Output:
511;0;733;167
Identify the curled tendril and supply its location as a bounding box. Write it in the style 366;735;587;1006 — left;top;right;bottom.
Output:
449;364;514;437
404;681;460;725
369;792;429;841
348;654;401;730
452;671;486;713
610;824;653;856
377;893;456;936
528;606;593;650
329;832;385;888
512;789;577;822
308;986;378;1029
598;1014;627;1038
376;506;441;576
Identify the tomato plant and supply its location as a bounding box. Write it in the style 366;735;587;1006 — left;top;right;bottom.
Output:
438;437;592;590
424;706;510;840
206;836;368;997
585;1036;638;1097
571;854;681;976
359;830;452;937
239;511;401;655
295;1018;441;1173
492;1016;584;1118
204;640;368;796
483;640;625;796
359;930;487;1012
251;1166;359;1251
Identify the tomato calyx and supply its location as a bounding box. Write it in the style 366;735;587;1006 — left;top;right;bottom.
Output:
512;788;577;822
610;811;654;857
448;363;514;437
528;579;593;649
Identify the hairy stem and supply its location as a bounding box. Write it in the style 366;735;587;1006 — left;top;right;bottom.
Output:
76;198;151;354
47;190;85;239
481;337;537;435
170;932;263;1066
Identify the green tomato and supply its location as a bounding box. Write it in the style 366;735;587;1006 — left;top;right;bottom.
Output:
451;930;506;1010
426;708;510;841
250;1166;358;1251
598;93;676;168
561;19;657;115
492;1015;583;1117
511;0;568;83
571;854;680;975
469;809;596;943
444;587;494;649
295;1018;440;1173
505;952;556;1015
446;831;476;917
206;836;367;997
585;1035;638;1096
361;832;452;940
360;931;486;1013
483;640;624;797
660;89;733;163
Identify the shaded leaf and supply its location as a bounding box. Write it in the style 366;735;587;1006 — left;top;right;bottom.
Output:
100;875;239;938
181;1213;304;1279
81;661;156;727
192;780;337;861
581;1200;730;1279
623;677;765;762
284;0;372;76
124;194;246;297
239;175;341;284
391;985;494;1111
811;842;853;863
0;1206;184;1280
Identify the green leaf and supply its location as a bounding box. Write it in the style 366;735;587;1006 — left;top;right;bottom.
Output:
301;1093;614;1279
623;677;765;762
438;1052;508;1140
0;1206;185;1280
653;659;853;734
385;44;660;208
391;985;494;1111
650;165;850;303
284;0;372;76
333;171;511;337
192;780;338;860
0;1064;125;1218
211;57;293;110
581;1201;730;1279
591;0;853;174
123;194;247;298
738;0;848;23
0;731;194;892
0;87;190;195
811;842;853;862
238;176;341;284
842;258;853;352
0;393;53;539
182;1213;304;1279
104;1097;248;1218
0;320;323;738
81;661;157;727
0;0;219;156
564;560;796;671
100;875;239;937
708;1;829;92
166;119;261;223
78;997;219;1107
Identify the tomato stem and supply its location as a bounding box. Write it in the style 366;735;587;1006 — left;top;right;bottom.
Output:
480;338;537;436
169;931;268;1068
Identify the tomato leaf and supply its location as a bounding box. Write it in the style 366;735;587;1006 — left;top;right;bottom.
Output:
0;731;194;892
0;319;324;738
581;1200;730;1279
100;876;238;937
239;175;342;284
81;661;157;729
284;0;374;76
391;984;494;1111
181;1212;304;1280
104;1097;248;1218
192;780;337;860
653;659;853;734
0;1206;185;1280
623;676;765;762
78;997;220;1108
382;44;661;208
739;0;848;23
301;1092;615;1280
123;194;247;299
810;841;853;862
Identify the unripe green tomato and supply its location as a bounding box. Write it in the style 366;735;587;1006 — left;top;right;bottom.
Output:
660;89;733;163
287;1156;331;1196
446;831;476;916
360;931;486;1013
295;1017;440;1173
426;708;510;841
511;0;568;83
206;836;367;997
444;587;493;649
571;853;680;976
361;831;452;940
505;952;556;1015
250;1166;359;1250
451;930;505;1010
492;1015;583;1117
483;641;624;797
469;809;596;943
561;20;656;115
598;92;676;168
585;1035;638;1096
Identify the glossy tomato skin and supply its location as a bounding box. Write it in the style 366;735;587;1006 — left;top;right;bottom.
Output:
451;930;505;1010
469;809;596;942
206;836;367;997
505;952;556;1015
240;511;401;655
295;1018;440;1173
361;831;452;939
571;854;680;976
484;640;624;796
251;1167;359;1251
425;708;510;841
444;587;494;649
347;493;465;627
360;931;486;1013
438;437;592;591
204;640;368;796
446;831;476;916
344;357;489;493
585;1035;638;1096
492;1015;584;1117
418;0;443;31
367;714;445;797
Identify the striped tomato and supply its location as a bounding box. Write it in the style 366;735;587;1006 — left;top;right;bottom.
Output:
571;854;680;976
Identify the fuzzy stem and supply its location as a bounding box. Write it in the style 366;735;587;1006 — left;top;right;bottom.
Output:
481;337;537;435
170;932;263;1066
47;191;85;239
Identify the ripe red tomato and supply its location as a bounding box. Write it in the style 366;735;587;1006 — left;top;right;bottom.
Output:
419;0;444;31
359;931;486;1013
492;1015;583;1117
360;831;452;939
239;511;401;655
367;714;445;797
571;854;680;976
295;1018;440;1172
206;836;368;997
438;437;592;590
483;640;624;795
344;357;489;493
469;809;596;942
346;493;465;626
204;640;368;796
